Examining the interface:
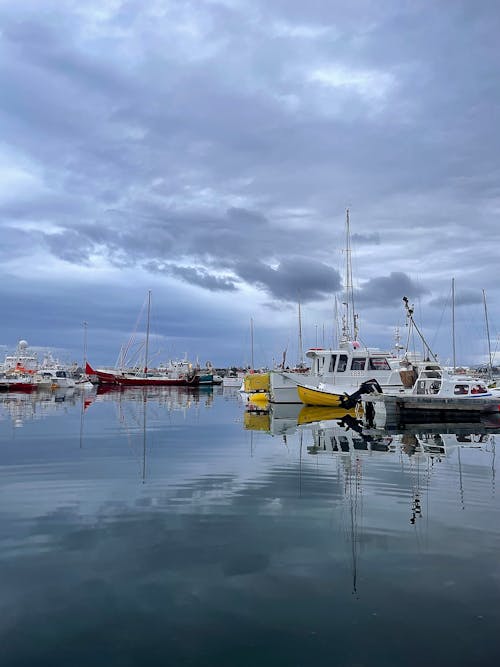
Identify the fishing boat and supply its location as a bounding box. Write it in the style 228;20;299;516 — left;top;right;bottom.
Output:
268;211;408;403
0;373;38;392
359;299;500;426
1;340;38;374
34;369;76;389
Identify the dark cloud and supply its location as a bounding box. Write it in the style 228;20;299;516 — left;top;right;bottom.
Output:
148;263;238;293
234;258;341;302
0;0;499;364
429;289;483;309
355;272;429;308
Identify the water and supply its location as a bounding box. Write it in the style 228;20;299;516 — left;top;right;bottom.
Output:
1;386;499;667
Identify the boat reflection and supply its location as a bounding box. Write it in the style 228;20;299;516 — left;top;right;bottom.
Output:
94;384;216;410
0;388;80;427
243;402;499;463
0;384;221;427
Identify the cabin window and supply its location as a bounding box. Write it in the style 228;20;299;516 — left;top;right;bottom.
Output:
337;355;348;372
351;358;366;371
56;371;66;378
369;358;391;371
471;384;487;394
329;355;337;372
416;380;426;395
454;384;468;395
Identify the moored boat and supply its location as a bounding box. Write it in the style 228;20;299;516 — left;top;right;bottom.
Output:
0;373;38;392
85;362;201;387
34;369;76;389
297;382;346;407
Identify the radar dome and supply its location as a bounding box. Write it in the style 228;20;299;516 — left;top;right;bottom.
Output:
18;340;28;349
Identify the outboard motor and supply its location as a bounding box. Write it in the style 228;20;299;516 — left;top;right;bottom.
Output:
339;378;383;409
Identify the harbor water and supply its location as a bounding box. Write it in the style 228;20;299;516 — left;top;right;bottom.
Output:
1;386;499;666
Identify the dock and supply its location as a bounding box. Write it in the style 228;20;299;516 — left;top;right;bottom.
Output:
362;393;500;429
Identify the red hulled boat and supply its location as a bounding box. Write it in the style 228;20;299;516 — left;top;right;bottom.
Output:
85;362;200;387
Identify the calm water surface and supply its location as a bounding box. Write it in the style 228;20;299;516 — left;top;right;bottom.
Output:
1;386;499;666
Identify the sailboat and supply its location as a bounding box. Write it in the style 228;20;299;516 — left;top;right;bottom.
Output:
86;292;201;387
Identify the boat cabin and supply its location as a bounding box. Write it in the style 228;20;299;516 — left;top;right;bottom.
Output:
305;346;393;377
413;366;490;397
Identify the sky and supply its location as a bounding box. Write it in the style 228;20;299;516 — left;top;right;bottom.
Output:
1;0;499;369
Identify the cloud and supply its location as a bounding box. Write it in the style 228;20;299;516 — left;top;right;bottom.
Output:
355;272;428;308
428;288;483;309
148;263;238;292
0;0;499;364
234;258;341;302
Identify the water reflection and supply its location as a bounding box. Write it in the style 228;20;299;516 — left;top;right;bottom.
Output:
93;383;217;409
1;389;500;666
0;384;219;428
0;388;81;427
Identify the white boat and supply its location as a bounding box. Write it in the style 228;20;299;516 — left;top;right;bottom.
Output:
362;366;500;429
2;340;38;373
223;372;246;388
34;369;76;389
269;341;403;403
269;210;407;403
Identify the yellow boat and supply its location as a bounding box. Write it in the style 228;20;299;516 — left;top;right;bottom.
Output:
297;382;346;407
244;372;270;393
297;405;358;425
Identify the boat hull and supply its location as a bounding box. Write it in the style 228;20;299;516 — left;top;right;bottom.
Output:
85;362;200;387
297;383;344;407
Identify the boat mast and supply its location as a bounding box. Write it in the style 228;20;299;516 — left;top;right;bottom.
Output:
144;290;151;374
343;208;358;342
250;317;254;371
83;321;88;368
298;300;304;366
452;278;456;372
483;289;493;379
334;295;340;348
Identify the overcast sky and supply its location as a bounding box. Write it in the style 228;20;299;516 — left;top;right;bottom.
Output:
1;0;499;368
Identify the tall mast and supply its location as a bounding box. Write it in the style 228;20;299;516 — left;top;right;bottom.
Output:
343;208;358;341
483;289;493;379
452;278;456;372
83;321;88;368
298;300;304;366
250;317;254;370
144;290;151;374
334;295;340;348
